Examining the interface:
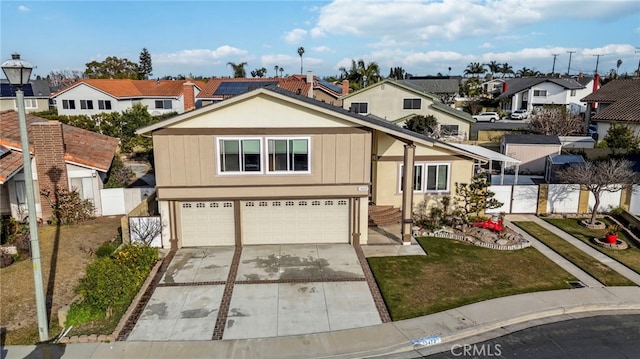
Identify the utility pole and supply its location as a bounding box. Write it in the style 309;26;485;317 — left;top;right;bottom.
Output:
551;54;559;75
636;49;640;77
566;51;576;75
593;54;602;74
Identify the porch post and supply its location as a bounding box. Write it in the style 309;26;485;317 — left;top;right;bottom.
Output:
401;144;416;245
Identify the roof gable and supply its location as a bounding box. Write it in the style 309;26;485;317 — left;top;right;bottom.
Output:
499;77;585;98
51;79;196;99
340;79;440;102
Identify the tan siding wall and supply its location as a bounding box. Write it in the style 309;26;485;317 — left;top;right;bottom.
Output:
503;144;561;174
153;132;371;193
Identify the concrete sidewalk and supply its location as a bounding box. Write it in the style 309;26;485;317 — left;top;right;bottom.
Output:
508;214;640;286
4;287;640;359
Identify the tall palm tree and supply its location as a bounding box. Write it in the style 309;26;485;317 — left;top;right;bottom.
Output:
279;67;284;77
227;62;247;78
463;62;486;78
499;63;514;78
297;47;305;74
515;67;541;77
274;65;280;78
616;59;623;77
484;61;500;77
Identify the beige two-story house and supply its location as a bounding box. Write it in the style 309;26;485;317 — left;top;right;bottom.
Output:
137;87;487;249
340;80;475;141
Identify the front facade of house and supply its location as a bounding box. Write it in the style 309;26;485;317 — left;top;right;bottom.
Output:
499;77;593;113
341;80;474;141
138;87;485;249
50;79;202;117
0;110;118;222
0;80;52;114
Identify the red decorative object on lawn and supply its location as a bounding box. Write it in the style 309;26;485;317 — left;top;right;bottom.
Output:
472;217;503;232
605;233;618;244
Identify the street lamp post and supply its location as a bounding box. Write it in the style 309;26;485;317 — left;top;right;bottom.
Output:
1;53;49;342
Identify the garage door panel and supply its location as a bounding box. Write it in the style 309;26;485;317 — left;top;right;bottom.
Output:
242;199;349;245
180;201;235;247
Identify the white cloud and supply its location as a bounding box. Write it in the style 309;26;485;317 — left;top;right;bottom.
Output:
283;28;307;44
479;42;493;49
18;5;30;11
312;46;333;53
154;46;248;65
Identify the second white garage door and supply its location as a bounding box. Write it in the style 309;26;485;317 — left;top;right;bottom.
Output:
241;199;349;245
180;201;235;247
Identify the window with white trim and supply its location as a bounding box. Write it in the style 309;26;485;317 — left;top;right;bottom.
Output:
15;180;26;205
80;100;94;110
350;102;368;114
399;164;424;192
403;98;421;110
15;99;37;109
70;177;94;201
399;163;450;193
267;138;309;172
98;100;112;110
533;90;547;97
62;99;75;109
218;138;262;173
440;125;459;136
154;99;172;109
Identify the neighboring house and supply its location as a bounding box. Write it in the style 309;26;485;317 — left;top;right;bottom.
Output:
49;79;205;117
581;78;640;141
196;73;349;108
340;80;475;141
498;76;594;113
0;79;52;113
0;110;118;221
544;154;586;184
399;76;461;99
136;86;488;249
482;78;506;96
501;135;562;174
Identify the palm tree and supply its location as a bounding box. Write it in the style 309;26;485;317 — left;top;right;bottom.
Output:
297;47;305;74
515;67;541;77
279;67;284;77
616;59;623;77
340;59;381;90
499;63;514;78
464;62;486;78
227;62;247;78
484;61;500;78
274;65;280;78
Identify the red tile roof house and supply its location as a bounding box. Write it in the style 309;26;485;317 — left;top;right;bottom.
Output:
0;110;118;222
49;79;205;117
196;73;349;108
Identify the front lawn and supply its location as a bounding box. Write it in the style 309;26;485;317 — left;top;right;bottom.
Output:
368;237;575;321
514;221;634;286
544;218;640;276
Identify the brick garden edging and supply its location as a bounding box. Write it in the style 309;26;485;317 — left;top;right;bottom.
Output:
427;229;531;250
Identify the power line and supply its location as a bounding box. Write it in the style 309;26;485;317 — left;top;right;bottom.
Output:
566;51;576;75
551;54;559;74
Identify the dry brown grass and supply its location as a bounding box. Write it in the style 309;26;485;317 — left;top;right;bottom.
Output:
0;216;121;343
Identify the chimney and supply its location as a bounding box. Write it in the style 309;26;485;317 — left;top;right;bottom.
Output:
502;81;508;93
342;80;349;95
183;81;196;112
591;73;600;111
306;71;314;98
30;121;69;221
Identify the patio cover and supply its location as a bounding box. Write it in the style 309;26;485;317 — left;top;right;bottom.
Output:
448;143;522;185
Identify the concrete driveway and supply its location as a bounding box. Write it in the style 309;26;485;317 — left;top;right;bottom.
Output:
126;244;383;341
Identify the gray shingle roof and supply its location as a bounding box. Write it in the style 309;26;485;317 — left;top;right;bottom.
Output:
582;79;640;124
398;79;459;94
498;77;585;98
503;134;561;145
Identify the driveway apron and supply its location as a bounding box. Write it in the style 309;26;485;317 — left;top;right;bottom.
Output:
124;244;383;341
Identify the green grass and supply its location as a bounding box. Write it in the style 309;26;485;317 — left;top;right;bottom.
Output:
368;237;576;321
514;221;634;286
544;218;640;276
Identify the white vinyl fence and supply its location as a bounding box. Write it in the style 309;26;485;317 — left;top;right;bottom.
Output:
100;188;156;216
487;185;539;214
630;185;640;216
546;184;581;214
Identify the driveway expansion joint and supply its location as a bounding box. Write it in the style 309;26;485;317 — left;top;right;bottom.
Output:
211;246;242;340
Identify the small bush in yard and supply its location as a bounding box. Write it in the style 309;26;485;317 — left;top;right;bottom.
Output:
67;244;158;326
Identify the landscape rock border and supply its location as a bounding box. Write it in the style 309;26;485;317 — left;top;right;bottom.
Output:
427;229;531;250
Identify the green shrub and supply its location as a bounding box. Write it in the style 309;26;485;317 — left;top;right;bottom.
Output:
72;245;158;324
95;241;118;258
65;302;103;326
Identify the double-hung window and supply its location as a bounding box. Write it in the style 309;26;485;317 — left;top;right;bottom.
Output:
155;99;172;109
98;100;112;110
399;163;449;192
80;100;94;110
403;98;421;110
218;138;262;173
533;90;547;97
267;138;309;172
62;99;76;109
15;99;37;109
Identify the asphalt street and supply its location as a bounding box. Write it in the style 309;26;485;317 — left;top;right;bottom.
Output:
425;314;640;358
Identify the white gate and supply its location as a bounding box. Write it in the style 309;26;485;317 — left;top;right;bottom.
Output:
486;186;512;214
547;184;581;213
511;185;539;213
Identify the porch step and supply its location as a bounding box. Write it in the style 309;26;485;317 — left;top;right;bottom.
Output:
368;205;402;227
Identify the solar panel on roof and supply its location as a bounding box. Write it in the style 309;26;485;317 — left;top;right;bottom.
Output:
0;83;34;97
318;79;342;93
213;81;276;96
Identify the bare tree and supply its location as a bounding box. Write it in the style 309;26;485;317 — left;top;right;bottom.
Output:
528;107;585;136
556;159;636;225
129;216;162;246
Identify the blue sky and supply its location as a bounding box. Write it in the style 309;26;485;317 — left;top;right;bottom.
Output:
2;0;639;80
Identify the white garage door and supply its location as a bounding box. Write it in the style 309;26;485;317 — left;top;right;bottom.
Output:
180;201;235;246
241;199;350;245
